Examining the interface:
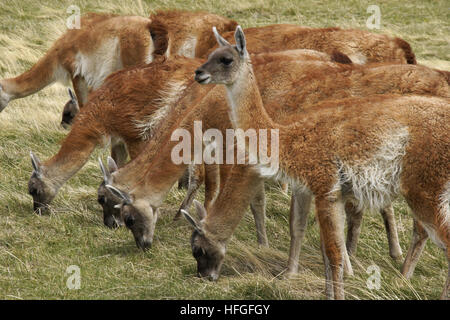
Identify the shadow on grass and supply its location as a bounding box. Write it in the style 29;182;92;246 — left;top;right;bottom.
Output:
94;240;142;256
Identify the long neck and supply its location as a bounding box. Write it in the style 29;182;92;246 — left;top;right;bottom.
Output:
204;164;262;242
43;123;100;189
127;137;188;207
113;84;216;206
108;119;186;206
225;62;276;132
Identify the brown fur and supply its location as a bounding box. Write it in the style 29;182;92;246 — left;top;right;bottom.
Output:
394;37;417;64
1;13;153;106
150;10;238;58
197;30;449;299
147;16;169;56
28;51;448;262
251;49;348;65
99;53;448;252
206;24;416;65
0;10;237;111
436;69;450;85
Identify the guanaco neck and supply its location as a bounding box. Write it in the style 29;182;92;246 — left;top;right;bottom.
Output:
110;144;180;206
225;61;277;132
113;83;218;207
113;126;190;207
43;127;99;189
203;164;261;243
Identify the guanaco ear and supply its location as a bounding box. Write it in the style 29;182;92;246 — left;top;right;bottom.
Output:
181;209;204;235
193;199;207;221
30;151;42;175
68;88;77;103
98;157;111;183
107;156;118;173
213;26;231;47
234;25;248;57
105;185;132;205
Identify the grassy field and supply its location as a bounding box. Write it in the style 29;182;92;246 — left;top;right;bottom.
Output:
0;0;448;300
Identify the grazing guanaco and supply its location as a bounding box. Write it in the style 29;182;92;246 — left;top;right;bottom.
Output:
101;50;448;259
28;46;448;259
181;164;265;281
28;56;204;219
190;26;449;300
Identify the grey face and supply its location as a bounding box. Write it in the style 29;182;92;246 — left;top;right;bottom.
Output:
120;202;157;251
190;230;225;281
28;171;56;213
61;88;79;129
97;157;123;228
61;100;79;128
195;47;242;85
97;181;123;229
195;25;248;86
104;183;158;251
28;152;56;213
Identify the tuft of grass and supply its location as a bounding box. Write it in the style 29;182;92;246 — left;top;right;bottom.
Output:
0;0;448;299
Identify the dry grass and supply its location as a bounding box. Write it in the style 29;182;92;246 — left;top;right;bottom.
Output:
0;0;448;299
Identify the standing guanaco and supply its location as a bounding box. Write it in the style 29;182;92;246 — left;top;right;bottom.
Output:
189;26;449;300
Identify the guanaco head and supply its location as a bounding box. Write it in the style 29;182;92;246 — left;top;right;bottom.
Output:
182;200;226;281
97;157;124;229
195;26;249;86
28;152;58;213
61;88;80;129
104;183;158;250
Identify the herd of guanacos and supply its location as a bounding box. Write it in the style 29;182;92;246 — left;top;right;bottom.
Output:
0;9;449;300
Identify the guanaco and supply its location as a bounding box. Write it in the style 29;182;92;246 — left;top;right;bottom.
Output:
100;49;448;263
189;26;449;300
28;57;204;220
27;50;348;228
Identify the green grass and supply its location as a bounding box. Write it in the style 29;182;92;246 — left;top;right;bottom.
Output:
0;0;448;300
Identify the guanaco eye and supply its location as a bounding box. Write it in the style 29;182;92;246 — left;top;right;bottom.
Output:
97;195;106;205
124;215;135;228
193;246;205;258
29;187;38;196
220;57;233;65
